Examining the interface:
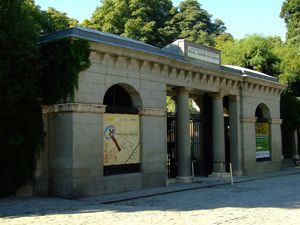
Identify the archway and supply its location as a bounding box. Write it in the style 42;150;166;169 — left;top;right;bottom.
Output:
255;103;271;161
102;84;142;175
103;84;141;114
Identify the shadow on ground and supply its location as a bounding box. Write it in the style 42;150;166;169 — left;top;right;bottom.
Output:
1;172;300;219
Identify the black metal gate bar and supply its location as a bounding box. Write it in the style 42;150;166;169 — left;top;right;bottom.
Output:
167;114;177;178
167;113;201;178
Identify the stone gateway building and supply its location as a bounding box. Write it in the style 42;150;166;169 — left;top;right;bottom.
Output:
35;27;285;198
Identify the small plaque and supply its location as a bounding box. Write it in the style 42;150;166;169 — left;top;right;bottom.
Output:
187;46;220;64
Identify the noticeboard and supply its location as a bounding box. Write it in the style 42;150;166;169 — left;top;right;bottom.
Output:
255;122;270;159
103;113;140;166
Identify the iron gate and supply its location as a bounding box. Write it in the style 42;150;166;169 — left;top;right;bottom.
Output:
167;114;201;178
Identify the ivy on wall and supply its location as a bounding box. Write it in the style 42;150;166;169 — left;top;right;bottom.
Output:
0;36;91;197
0;0;91;197
40;38;91;104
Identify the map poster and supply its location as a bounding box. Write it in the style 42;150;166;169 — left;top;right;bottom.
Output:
103;114;140;166
255;122;270;159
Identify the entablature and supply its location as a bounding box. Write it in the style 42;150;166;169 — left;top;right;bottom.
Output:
90;43;285;97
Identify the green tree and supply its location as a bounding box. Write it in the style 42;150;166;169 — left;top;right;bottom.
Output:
214;33;234;50
0;1;90;197
279;0;300;132
89;0;174;47
89;0;130;34
166;96;175;113
277;42;300;134
220;35;281;76
0;0;44;196
168;0;226;46
280;0;300;45
38;7;78;34
89;0;227;47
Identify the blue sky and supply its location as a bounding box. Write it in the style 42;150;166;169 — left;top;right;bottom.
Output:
35;0;287;40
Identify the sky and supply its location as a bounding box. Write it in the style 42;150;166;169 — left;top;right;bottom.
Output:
35;0;287;40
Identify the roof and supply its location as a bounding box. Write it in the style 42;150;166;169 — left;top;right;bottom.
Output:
222;65;277;82
40;26;278;83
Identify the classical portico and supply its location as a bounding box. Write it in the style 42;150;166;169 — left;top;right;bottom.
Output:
36;27;285;198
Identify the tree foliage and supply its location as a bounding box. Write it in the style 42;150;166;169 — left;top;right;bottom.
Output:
167;0;226;46
218;34;281;76
0;0;44;196
38;7;78;34
89;0;174;47
279;0;300;130
88;0;226;47
280;0;300;45
0;1;90;196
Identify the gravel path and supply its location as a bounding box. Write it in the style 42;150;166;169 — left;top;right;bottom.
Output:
1;173;300;225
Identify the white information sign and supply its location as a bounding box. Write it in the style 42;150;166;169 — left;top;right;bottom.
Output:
187;46;220;64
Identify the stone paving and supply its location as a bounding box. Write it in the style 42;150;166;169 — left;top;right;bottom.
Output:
1;168;300;225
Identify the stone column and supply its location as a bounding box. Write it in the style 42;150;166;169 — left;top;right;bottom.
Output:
229;95;242;175
211;92;225;173
176;87;192;182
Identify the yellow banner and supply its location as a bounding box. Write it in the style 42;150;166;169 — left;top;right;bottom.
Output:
256;122;270;159
256;122;269;136
103;114;140;166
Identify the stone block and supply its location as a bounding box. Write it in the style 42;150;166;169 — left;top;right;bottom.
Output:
142;161;166;173
143;172;166;188
103;175;127;194
49;177;73;198
87;63;107;74
71;176;104;198
125;173;143;191
34;174;49;196
128;71;140;79
107;67;128;78
243;161;281;175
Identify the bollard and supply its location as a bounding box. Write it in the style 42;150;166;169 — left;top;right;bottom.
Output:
220;162;223;181
230;163;234;185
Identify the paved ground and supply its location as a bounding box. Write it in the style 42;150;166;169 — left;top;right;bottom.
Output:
1;169;300;225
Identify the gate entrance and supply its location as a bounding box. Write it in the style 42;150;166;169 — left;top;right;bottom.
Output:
167;113;202;179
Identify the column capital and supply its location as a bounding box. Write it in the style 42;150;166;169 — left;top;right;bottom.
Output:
174;87;190;95
210;92;224;100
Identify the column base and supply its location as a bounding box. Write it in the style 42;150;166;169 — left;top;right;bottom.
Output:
176;176;193;183
166;178;177;185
